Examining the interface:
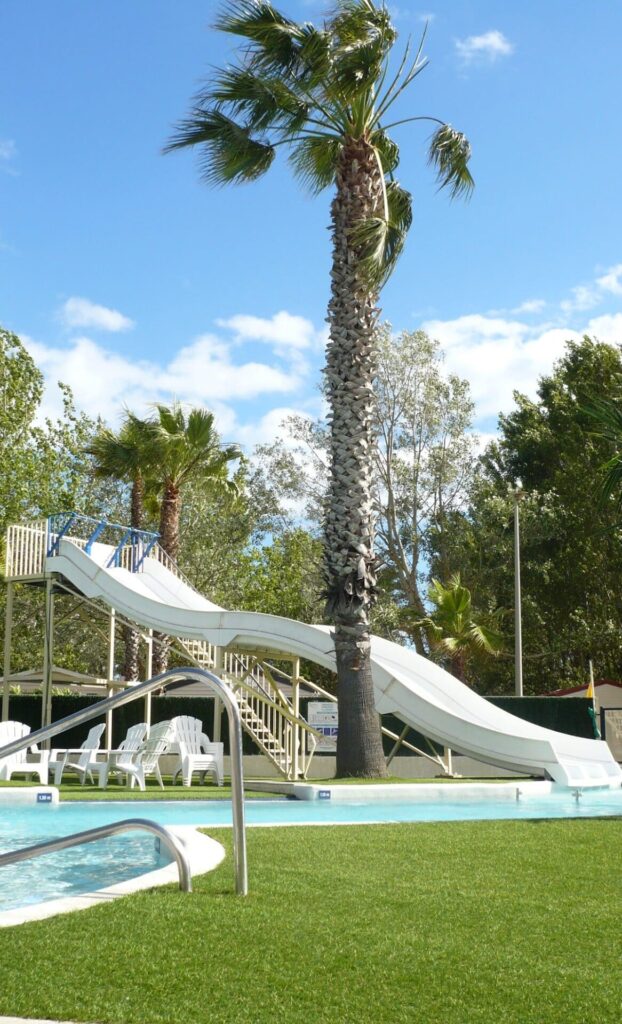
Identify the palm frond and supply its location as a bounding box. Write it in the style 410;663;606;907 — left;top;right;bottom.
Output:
330;36;388;102
209;67;309;133
289;135;342;193
349;179;412;288
370;128;399;173
164;109;275;185
217;1;318;79
332;0;396;51
582;396;622;441
428;124;474;200
582;397;622;511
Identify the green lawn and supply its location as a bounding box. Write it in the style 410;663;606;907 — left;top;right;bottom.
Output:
0;818;620;1024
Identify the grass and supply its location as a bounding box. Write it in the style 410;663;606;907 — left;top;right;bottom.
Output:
0;818;620;1024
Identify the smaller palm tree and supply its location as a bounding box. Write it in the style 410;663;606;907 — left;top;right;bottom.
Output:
85;417;154;680
414;575;504;683
132;403;241;673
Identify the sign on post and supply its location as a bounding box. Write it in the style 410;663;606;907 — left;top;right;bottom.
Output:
308;701;338;753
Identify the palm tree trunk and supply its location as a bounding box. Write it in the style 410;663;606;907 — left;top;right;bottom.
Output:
124;473;145;681
325;137;387;778
153;480;181;675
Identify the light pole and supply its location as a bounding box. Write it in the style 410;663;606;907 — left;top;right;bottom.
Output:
513;480;525;697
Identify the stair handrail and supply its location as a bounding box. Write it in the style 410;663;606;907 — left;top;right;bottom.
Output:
0;666;248;896
0;818;193;892
233;677;322;738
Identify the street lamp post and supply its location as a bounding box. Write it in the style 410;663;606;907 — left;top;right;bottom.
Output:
513;481;524;697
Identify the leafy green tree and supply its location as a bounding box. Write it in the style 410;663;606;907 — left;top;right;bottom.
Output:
0;326;126;679
251;328;477;649
373;327;476;649
165;0;473;775
439;337;622;692
414;575;504;684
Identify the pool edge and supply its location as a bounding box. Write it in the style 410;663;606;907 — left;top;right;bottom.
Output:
0;825;225;928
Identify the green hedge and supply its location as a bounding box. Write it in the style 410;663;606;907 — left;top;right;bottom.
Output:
8;693;595;758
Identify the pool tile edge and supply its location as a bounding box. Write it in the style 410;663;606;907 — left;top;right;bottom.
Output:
0;826;224;928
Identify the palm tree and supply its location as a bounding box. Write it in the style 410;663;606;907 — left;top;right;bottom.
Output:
133;403;240;673
582;397;622;513
165;0;473;775
415;575;504;684
85;418;153;680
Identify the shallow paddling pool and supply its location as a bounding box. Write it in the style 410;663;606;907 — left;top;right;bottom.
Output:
1;783;621;915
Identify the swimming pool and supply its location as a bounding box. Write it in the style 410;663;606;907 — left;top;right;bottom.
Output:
1;784;621;914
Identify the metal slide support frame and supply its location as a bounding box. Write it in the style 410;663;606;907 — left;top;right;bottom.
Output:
2;581;13;721
41;579;54;732
0;666;248;896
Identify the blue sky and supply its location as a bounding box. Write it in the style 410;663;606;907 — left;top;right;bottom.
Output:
2;0;622;448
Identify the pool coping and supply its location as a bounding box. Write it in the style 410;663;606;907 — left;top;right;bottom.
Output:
251;779;557;802
0;825;225;929
0;787;59;806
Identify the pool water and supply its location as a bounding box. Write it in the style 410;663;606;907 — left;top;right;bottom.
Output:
1;787;621;913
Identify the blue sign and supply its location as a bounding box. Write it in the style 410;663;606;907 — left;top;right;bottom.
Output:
318;790;331;800
37;792;53;803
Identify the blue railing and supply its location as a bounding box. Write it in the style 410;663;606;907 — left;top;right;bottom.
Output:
46;513;160;573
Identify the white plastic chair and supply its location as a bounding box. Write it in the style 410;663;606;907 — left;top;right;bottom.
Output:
99;722;149;788
49;722;106;786
124;720;174;791
170;715;224;787
0;721;49;785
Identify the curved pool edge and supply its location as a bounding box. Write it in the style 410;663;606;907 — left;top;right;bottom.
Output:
0;825;225;929
0;786;59;806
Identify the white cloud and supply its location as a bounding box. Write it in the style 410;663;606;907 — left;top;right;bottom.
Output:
456;30;513;64
596;263;622;296
217;310;325;352
0;139;16;162
20;316;313;442
422;314;579;420
583;312;622;345
60;296;135;333
0;138;18;176
512;298;546;315
559;284;600;314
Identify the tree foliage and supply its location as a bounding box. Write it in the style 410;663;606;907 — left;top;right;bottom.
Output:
436;337;622;692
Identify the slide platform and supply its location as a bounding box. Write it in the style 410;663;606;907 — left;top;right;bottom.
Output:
48;539;622;788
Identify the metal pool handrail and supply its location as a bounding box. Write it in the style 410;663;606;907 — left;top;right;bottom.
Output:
0;818;193;892
0;666;248;896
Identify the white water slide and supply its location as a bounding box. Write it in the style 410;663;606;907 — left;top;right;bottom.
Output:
49;538;621;789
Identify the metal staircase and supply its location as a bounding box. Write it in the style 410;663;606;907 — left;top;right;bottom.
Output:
175;636;317;778
4;516;319;780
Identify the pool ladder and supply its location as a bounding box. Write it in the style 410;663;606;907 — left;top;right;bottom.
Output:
0;818;192;891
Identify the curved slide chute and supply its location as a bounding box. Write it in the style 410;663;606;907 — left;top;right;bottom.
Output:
49;539;622;788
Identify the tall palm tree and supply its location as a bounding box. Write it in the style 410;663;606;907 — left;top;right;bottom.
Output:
133;403;240;673
165;0;473;775
85;418;153;680
415;575;504;684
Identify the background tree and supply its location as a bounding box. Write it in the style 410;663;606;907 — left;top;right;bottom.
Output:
0;326;126;679
166;0;473;776
373;327;476;650
414;575;504;685
253;327;477;647
438;336;622;693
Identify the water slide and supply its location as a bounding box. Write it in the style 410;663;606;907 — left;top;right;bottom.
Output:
48;538;622;788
